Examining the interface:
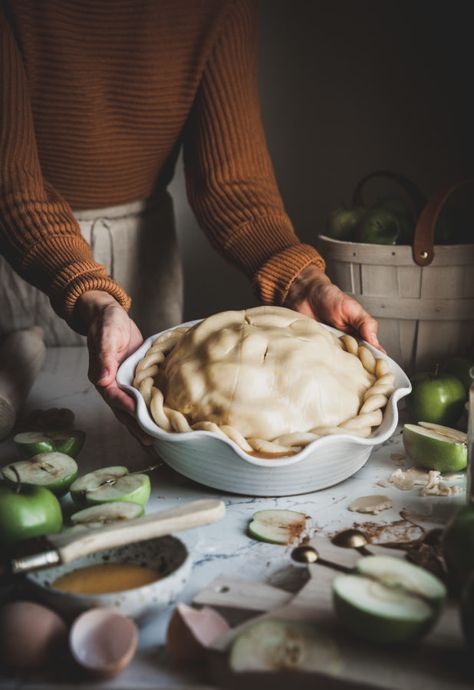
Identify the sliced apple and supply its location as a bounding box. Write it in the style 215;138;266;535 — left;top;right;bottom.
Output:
1;452;78;496
230;619;340;673
248;509;307;545
403;423;467;473
70;502;143;528
70;466;151;508
14;430;85;458
333;556;446;644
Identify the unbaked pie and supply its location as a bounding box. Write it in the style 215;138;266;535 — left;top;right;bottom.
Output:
132;307;395;456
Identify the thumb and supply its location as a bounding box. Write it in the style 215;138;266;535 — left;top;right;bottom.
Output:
358;317;385;353
95;346;120;387
88;337;120;387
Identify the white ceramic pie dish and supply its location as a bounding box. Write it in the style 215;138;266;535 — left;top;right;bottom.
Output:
117;320;411;496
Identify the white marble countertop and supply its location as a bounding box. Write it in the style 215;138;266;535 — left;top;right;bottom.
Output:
0;347;467;689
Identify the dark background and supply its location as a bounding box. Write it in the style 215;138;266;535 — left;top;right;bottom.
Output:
171;0;473;320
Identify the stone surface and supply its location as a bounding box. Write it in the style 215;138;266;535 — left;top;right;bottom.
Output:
0;347;465;688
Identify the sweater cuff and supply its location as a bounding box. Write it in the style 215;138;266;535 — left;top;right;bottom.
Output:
254;242;326;306
21;235;131;332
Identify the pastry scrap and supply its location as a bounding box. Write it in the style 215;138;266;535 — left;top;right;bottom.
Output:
133;307;395;456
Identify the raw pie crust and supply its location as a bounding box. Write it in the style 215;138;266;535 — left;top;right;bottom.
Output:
133;307;395;456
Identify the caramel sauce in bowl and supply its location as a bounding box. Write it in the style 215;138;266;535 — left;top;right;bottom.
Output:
52;563;161;595
26;536;192;623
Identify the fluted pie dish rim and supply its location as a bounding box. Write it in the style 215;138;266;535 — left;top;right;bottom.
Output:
117;317;411;470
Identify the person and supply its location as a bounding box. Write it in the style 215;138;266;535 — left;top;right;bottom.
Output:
0;0;381;444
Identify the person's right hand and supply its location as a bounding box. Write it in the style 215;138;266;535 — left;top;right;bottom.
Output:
75;290;153;445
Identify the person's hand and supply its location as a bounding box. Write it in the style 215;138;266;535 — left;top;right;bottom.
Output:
75;290;153;445
285;265;384;351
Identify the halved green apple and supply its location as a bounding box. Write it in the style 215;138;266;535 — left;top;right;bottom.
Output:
14;430;85;458
403;422;467;473
70;466;151;508
1;452;78;496
333;556;446;644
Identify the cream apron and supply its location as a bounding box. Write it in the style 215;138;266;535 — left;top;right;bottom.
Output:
0;191;184;346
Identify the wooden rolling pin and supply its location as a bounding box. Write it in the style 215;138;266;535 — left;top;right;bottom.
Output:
0;327;46;440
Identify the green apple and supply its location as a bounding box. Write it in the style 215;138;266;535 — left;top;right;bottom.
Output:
355;208;400;245
461;573;474;650
20;407;75;432
1;453;78;496
402;423;467;473
70;466;151;508
441;357;474;395
0;483;62;548
442;506;474;590
372;196;415;244
333;556;446;644
324;207;365;241
14;430;85;458
407;372;466;426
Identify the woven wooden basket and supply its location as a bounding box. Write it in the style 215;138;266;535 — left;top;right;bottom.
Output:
317;173;474;374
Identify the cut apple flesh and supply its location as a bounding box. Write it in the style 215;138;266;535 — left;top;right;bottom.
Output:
230;619;339;673
71;502;143;526
70;466;151;507
417;422;467;444
14;430;85;457
1;452;78;495
333;556;446;644
334;575;431;621
248;509;307;545
356;556;446;603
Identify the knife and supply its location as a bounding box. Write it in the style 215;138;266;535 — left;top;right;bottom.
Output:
1;498;225;575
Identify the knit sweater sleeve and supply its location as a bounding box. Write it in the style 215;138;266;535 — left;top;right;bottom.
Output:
0;12;130;331
183;0;325;306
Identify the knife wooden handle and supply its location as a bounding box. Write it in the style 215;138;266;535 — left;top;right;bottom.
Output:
50;499;226;565
0;327;46;440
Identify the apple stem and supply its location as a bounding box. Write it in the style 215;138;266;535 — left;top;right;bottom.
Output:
434;363;440;377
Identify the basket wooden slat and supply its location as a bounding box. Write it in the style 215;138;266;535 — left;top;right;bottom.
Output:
317;235;474;374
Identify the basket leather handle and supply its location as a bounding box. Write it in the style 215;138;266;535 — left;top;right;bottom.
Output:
413;179;471;266
352;170;426;216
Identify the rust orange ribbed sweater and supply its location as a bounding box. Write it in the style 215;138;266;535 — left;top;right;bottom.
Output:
0;0;324;326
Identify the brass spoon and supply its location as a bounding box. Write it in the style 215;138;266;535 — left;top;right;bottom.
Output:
291;545;350;573
332;528;373;556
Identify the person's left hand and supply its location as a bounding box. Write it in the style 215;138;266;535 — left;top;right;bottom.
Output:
285;264;384;352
